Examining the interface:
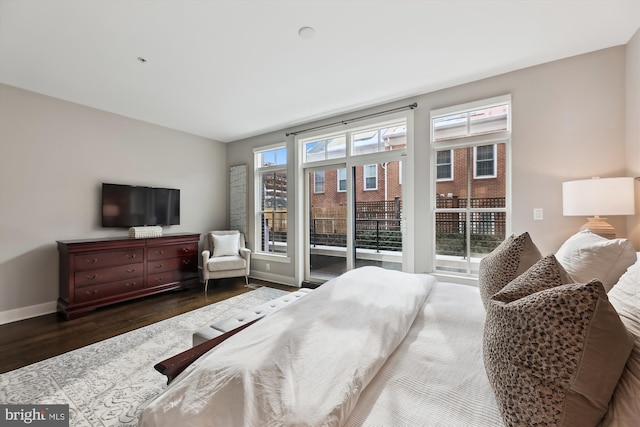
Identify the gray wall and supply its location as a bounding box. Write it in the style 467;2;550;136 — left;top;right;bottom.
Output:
228;45;637;285
0;84;228;322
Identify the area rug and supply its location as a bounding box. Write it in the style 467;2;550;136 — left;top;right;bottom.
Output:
0;286;287;426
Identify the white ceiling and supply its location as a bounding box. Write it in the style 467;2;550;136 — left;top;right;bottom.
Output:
1;0;639;143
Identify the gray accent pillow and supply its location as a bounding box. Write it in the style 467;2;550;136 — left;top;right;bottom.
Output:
479;232;541;308
484;255;633;427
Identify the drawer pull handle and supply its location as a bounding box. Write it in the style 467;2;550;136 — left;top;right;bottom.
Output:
155;250;164;255
126;268;136;273
183;259;191;265
126;282;136;288
85;258;98;264
126;254;137;259
155;277;163;281
85;274;97;280
182;248;190;253
154;264;163;269
85;290;98;295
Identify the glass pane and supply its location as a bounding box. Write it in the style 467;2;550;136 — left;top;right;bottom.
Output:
433;102;509;142
352;124;407;156
434;143;507;274
257;147;286;167
304;136;346;162
435;147;468;204
469;104;508;136
381;125;407;151
260;171;287;253
308;169;347;280
354;161;402;271
433;113;467;141
434;212;504;275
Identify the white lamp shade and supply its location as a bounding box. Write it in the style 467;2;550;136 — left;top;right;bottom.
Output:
563;177;635;216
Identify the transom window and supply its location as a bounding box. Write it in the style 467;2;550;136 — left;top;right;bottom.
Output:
302;120;406;164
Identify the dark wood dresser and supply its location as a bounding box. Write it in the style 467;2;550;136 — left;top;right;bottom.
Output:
57;233;200;319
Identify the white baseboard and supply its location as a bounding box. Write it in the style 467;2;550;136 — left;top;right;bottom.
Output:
249;271;298;287
0;301;57;325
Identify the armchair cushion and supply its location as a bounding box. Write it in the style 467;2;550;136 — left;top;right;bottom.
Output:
212;233;240;257
206;255;246;272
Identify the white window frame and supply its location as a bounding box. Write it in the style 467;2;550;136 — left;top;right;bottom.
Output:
430;95;511;281
295;110;415;285
254;143;288;259
363;164;378;190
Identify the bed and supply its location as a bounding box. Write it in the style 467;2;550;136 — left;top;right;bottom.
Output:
139;230;640;427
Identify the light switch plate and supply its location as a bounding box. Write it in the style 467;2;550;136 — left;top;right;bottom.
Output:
533;208;543;220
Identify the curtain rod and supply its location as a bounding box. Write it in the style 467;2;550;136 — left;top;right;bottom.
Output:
285;102;418;137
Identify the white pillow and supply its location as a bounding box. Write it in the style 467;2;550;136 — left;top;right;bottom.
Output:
212;233;240;257
600;260;640;426
555;230;637;292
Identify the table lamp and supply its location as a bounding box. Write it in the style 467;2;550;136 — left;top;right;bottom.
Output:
562;177;635;239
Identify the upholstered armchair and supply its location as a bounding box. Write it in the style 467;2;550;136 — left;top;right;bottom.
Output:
202;230;251;292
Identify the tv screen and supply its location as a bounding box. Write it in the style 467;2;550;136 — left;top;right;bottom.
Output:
101;183;180;227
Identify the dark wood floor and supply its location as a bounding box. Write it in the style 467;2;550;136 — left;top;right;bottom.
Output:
0;278;296;374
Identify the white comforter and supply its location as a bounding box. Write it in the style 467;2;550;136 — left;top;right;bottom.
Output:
139;266;434;427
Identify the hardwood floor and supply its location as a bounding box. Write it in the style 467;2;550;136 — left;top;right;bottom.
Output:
0;278;296;374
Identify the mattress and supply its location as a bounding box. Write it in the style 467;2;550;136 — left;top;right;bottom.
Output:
345;280;504;427
140;271;504;426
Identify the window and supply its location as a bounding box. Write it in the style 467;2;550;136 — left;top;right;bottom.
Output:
364;164;377;190
303;135;346;163
436;150;453;181
431;95;511;277
352;123;407;156
314;171;325;193
337;168;347;192
432;102;509;142
255;144;287;255
474;145;496;178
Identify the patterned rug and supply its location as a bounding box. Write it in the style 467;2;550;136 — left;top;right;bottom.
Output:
0;286;287;426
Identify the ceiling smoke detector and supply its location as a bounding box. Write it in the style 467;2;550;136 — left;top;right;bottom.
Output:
298;26;315;39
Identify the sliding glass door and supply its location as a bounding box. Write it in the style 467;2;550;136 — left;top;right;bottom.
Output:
305;160;403;282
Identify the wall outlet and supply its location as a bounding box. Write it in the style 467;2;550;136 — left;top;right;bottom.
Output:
533;208;543;220
265;263;270;271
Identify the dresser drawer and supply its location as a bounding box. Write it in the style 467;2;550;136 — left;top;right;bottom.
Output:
147;254;197;274
73;249;143;271
74;278;144;304
147;243;198;261
146;270;184;287
74;262;144;287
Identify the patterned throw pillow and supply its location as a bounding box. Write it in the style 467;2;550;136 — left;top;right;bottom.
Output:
484;255;633;427
479;232;541;307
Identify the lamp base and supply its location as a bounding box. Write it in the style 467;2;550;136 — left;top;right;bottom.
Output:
579;216;617;239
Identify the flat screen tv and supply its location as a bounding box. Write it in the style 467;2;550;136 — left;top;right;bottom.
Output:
101;183;180;227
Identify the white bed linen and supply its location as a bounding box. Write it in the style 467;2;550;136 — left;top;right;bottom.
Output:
345;280;504;427
139;267;433;427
